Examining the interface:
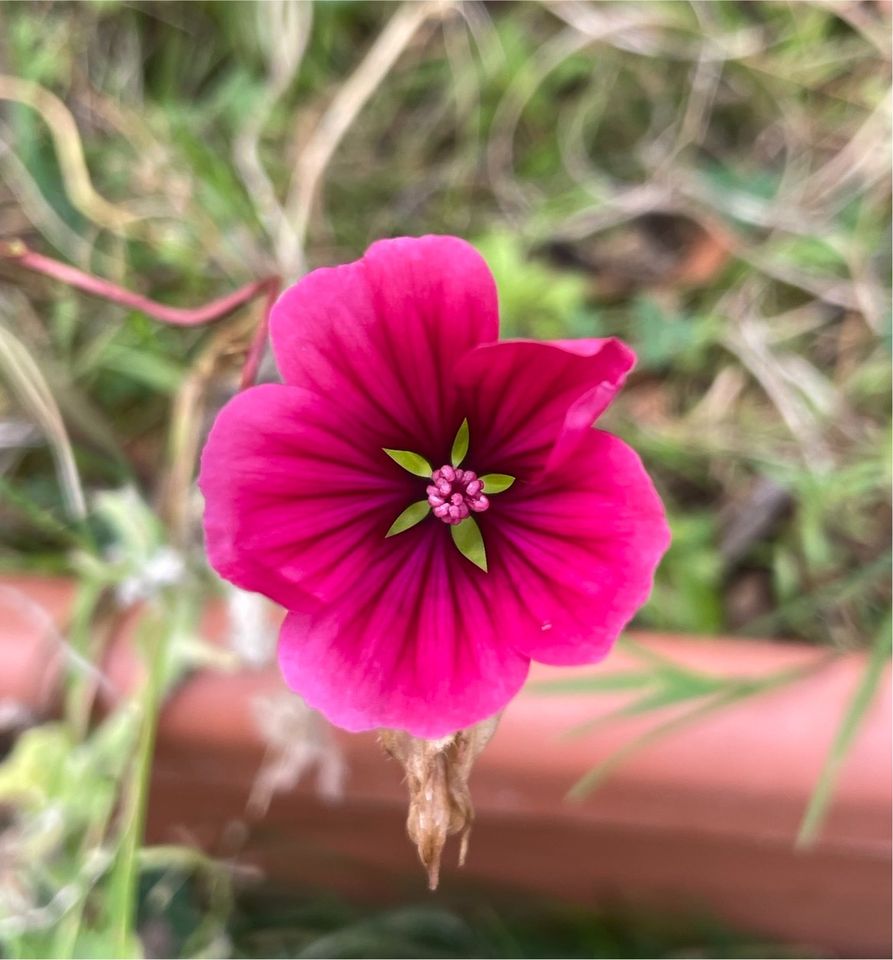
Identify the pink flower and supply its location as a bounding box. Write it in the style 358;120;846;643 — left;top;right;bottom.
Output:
199;236;669;738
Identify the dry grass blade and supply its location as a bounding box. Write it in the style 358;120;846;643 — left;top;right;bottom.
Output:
0;313;86;520
546;0;769;61
487;27;593;220
279;1;449;273
0;122;96;268
721;287;835;470
233;0;313;258
0;74;140;235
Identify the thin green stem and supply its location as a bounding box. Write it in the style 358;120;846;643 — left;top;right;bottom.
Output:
107;611;168;957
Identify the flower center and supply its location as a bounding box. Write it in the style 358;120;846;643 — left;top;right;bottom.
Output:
426;465;490;525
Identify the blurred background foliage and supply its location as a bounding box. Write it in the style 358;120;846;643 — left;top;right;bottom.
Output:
0;1;889;957
1;0;889;647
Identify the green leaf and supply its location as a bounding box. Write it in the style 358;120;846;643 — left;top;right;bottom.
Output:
99;344;183;393
480;473;515;494
383;448;432;478
796;620;892;847
566;658;819;800
615;678;726;717
451;418;469;467
532;671;656;695
567;689;742;801
450;517;487;572
386;500;431;538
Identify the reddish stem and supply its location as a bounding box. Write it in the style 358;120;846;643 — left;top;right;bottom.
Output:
239;278;281;389
1;240;280;386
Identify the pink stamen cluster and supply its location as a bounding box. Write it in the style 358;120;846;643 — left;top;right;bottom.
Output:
427;465;489;525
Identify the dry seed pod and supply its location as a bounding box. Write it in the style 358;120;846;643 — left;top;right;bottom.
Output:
378;713;500;890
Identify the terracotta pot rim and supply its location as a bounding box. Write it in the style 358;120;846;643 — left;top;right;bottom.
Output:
1;574;890;958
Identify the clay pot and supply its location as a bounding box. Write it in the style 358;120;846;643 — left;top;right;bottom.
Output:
1;575;890;957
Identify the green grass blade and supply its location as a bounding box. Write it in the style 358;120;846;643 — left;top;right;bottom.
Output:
104;612;167;958
796;621;892;848
567;688;745;801
568;659;830;800
531;671;656;695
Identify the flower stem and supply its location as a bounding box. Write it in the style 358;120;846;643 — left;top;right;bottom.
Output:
0;240;279;387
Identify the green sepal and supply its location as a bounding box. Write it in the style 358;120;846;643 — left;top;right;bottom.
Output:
383;448;432;478
386;500;431;538
480;473;515;494
450;418;469;467
450;516;487;572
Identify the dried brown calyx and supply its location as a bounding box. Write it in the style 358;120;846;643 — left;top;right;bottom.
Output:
378;714;500;890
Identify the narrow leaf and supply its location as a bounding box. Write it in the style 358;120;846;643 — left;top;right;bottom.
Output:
532;671;656;695
451;418;469;467
567;659;820;799
450;517;487;572
480;473;515;494
796;622;892;847
383;448;432;478
559;676;739;741
567;688;744;801
386;500;431;538
613;680;726;718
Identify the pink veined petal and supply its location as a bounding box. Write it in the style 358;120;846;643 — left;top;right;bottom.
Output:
454;337;635;479
270;235;499;461
477;428;670;665
202;239;666;737
198;383;418;611
278;523;530;738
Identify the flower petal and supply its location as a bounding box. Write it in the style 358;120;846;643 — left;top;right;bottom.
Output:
199;383;417;610
270;236;498;460
278;525;530;738
480;428;670;665
454;337;635;479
